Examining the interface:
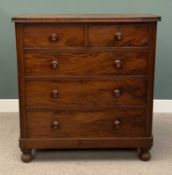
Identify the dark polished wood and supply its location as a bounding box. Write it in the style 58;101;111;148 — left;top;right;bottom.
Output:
138;146;151;161
20;148;33;163
24;50;148;76
13;14;160;162
26;79;147;108
20;137;153;150
12;14;161;23
23;24;85;48
89;24;149;47
26;109;146;138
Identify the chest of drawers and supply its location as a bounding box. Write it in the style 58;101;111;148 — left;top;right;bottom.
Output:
13;14;161;162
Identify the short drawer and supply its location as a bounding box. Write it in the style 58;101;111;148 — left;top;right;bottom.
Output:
89;24;149;47
23;24;85;48
26;79;147;108
26;109;146;138
25;51;148;76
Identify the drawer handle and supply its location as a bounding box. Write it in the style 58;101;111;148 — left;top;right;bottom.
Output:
49;33;59;42
51;121;59;129
50;60;59;69
113;120;121;129
113;89;122;97
115;32;123;41
114;59;123;68
51;89;59;98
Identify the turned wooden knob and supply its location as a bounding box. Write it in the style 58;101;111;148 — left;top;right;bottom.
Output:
51;121;59;129
113;120;121;128
114;59;123;68
113;89;122;97
51;89;59;98
50;60;59;69
49;33;59;42
115;32;123;41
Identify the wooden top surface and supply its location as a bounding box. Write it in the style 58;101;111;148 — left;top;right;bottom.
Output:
12;14;161;23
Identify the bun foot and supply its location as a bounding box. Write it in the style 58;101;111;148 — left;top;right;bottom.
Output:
138;148;151;161
21;149;33;163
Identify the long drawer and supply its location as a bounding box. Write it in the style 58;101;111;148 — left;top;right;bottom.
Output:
25;51;148;76
26;109;146;138
26;79;147;108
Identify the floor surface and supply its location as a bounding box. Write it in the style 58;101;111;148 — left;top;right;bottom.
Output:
0;112;171;175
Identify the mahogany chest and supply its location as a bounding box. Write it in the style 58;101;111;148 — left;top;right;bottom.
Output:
13;14;161;162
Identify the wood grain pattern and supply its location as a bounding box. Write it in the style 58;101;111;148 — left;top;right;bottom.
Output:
26;109;146;138
26;79;147;108
13;14;160;162
145;23;158;137
23;24;85;48
19;137;153;150
24;51;148;76
89;24;149;47
15;24;27;138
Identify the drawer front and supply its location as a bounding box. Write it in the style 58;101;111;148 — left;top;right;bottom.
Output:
25;51;148;76
26;79;147;108
26;109;146;138
89;24;149;47
23;24;85;48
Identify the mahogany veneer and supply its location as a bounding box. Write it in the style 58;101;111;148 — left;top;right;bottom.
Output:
13;14;161;162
